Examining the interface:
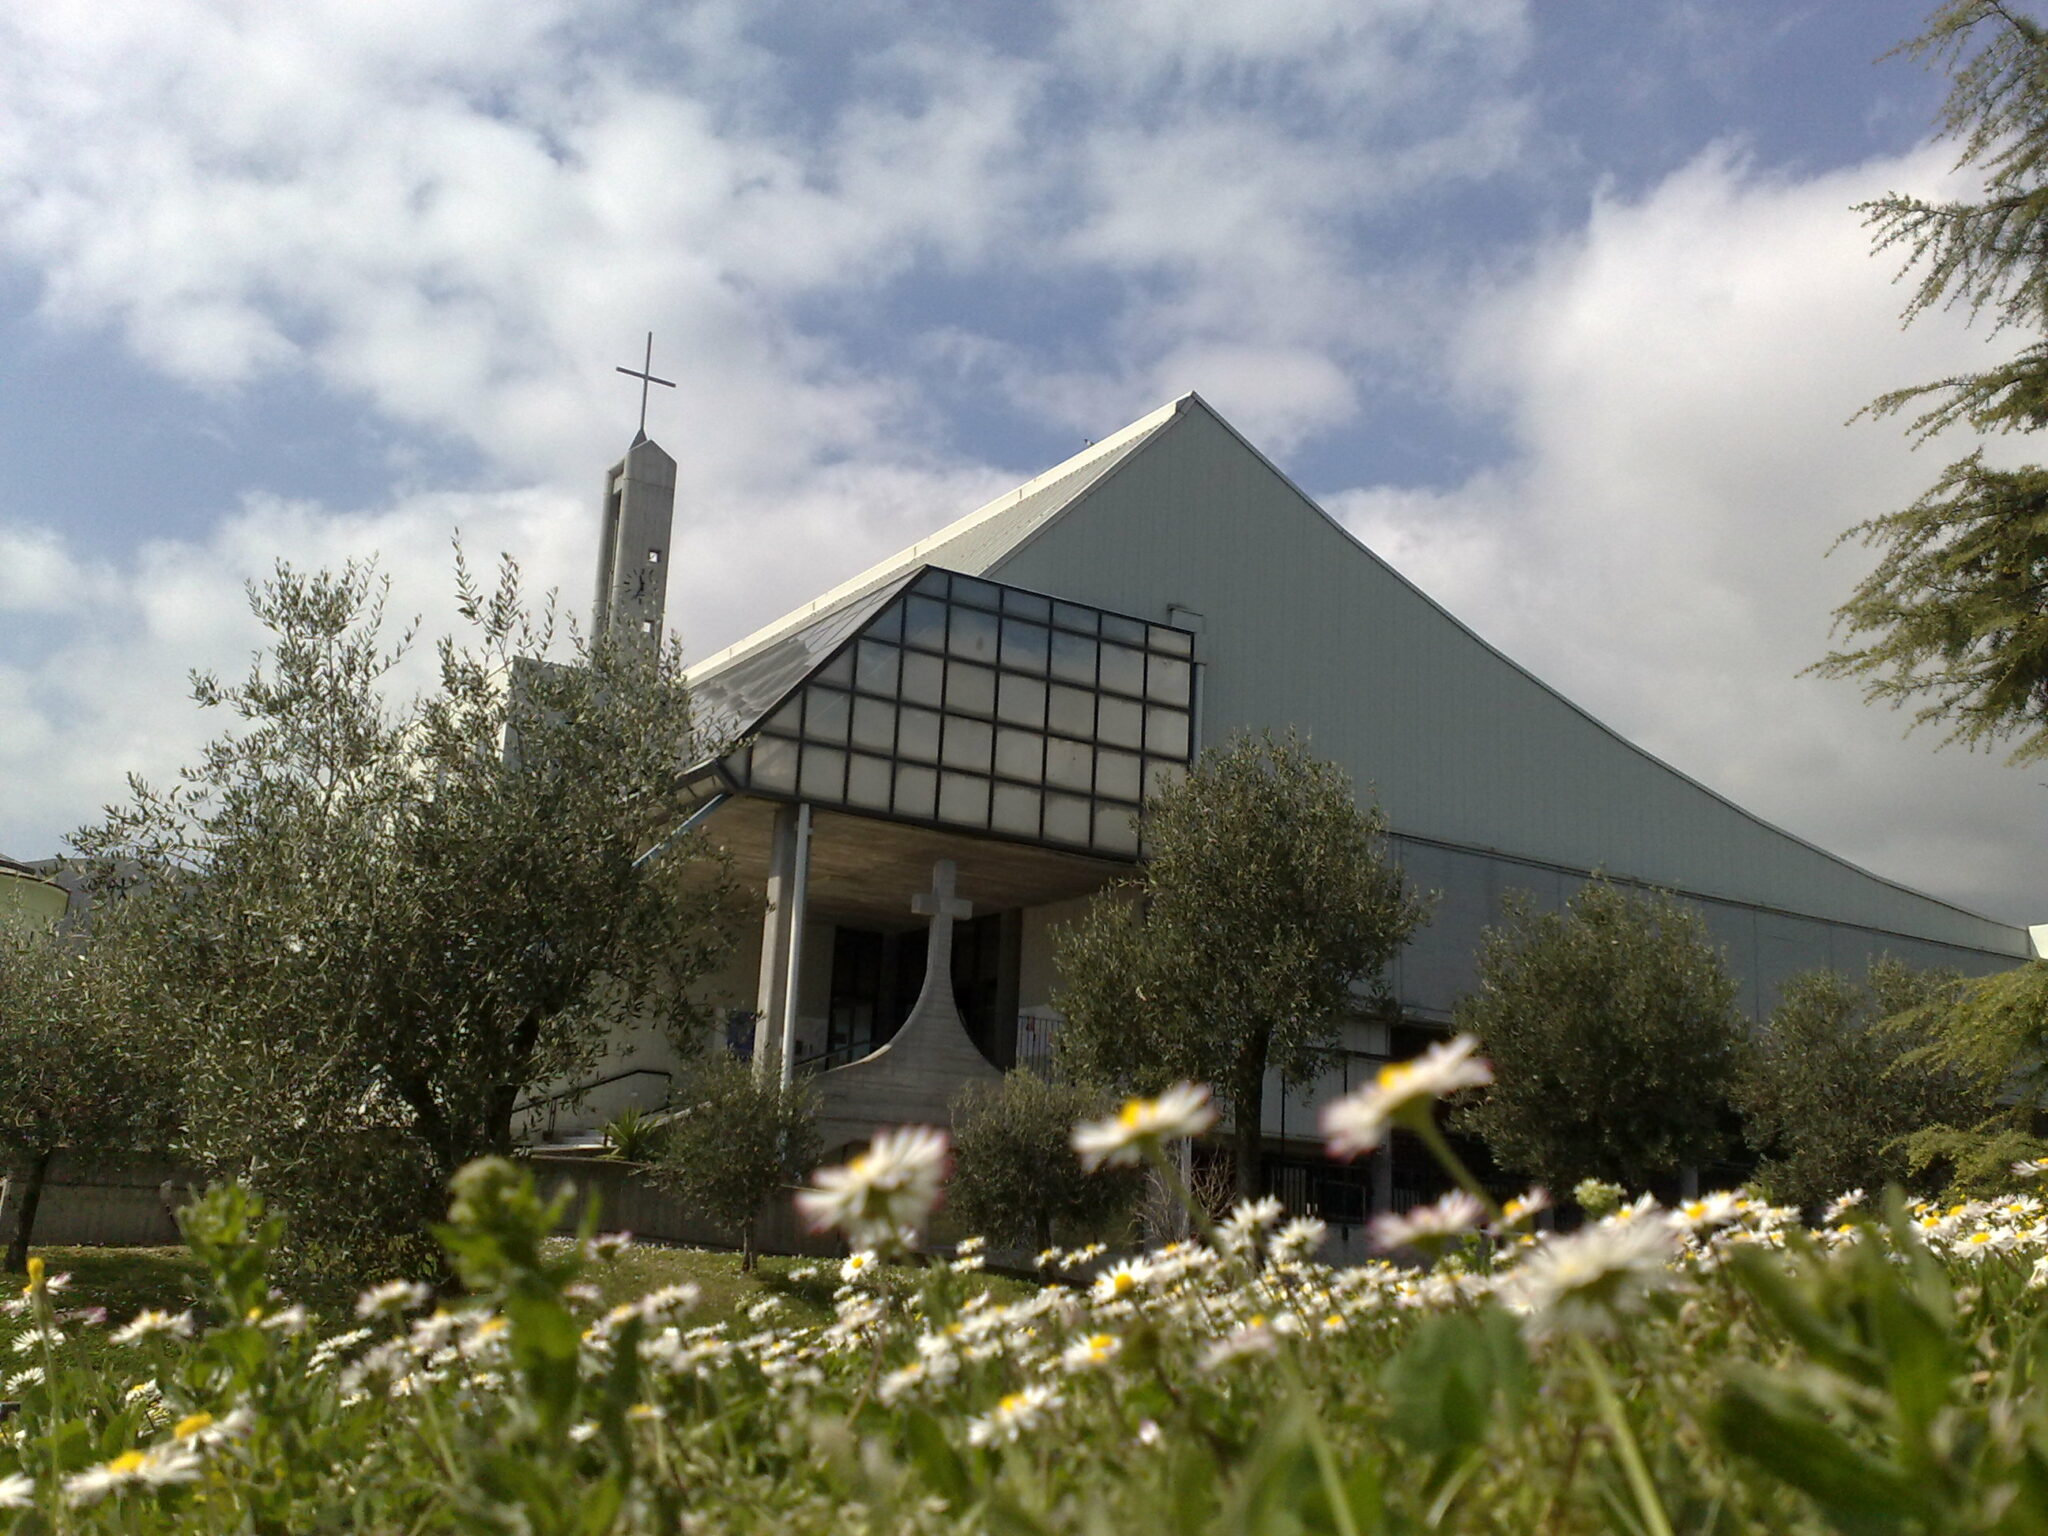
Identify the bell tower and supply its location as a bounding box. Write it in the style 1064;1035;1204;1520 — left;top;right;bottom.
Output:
592;435;676;645
595;332;678;646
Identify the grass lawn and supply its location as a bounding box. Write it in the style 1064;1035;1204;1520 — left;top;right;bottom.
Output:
19;1241;1040;1338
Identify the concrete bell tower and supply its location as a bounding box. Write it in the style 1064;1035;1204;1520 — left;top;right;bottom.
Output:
595;333;678;646
592;434;676;646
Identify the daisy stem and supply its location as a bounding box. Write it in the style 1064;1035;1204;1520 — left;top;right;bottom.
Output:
1140;1141;1223;1251
1409;1114;1505;1226
1571;1333;1673;1536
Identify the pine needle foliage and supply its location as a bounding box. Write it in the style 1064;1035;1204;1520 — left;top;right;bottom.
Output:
1817;1;2048;760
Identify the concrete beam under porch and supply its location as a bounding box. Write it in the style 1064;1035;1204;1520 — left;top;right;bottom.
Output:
700;794;1131;934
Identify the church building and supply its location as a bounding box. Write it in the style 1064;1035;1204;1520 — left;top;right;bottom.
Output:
542;392;2040;1237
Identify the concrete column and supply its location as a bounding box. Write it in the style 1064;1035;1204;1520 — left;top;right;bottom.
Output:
752;804;801;1077
1372;1142;1395;1217
776;803;813;1086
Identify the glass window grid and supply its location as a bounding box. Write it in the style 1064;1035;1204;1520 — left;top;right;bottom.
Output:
735;577;1198;855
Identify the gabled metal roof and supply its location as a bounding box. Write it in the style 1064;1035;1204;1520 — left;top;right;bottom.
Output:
683;396;1184;696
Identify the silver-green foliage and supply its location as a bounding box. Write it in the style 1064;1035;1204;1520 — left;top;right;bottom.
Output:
72;551;735;1277
648;1053;818;1270
1052;731;1427;1197
1457;881;1742;1188
946;1072;1140;1252
0;915;180;1270
1734;960;1989;1211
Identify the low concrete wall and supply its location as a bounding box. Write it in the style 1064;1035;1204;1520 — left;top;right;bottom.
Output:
0;1158;193;1248
528;1154;841;1257
4;1153;842;1260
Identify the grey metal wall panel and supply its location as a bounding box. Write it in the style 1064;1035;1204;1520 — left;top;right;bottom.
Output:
988;399;2032;963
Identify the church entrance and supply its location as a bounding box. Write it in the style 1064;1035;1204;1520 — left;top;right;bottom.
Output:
824;911;1020;1071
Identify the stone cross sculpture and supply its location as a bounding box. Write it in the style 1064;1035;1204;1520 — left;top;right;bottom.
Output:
908;858;973;1023
808;855;1001;1148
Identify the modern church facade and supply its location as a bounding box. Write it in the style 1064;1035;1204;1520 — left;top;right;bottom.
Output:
538;393;2040;1240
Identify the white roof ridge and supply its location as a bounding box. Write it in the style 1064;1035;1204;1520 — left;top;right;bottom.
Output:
684;395;1190;682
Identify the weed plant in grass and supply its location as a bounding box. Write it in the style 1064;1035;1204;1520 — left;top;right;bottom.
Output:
6;1058;2048;1532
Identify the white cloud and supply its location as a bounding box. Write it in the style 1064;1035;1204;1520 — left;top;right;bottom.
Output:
1331;142;2047;926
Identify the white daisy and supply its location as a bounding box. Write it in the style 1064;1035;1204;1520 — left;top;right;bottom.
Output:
966;1385;1058;1446
1071;1084;1217;1171
354;1280;432;1320
796;1126;950;1247
1368;1190;1485;1254
0;1471;33;1509
1322;1035;1492;1158
1496;1218;1681;1339
111;1309;195;1345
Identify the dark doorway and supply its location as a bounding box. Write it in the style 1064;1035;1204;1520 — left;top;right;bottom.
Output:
825;912;1020;1070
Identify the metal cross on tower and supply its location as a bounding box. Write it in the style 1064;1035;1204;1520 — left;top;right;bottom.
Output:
614;332;675;442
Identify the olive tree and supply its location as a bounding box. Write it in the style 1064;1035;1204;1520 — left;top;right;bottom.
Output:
75;552;734;1277
649;1053;818;1270
1054;731;1426;1199
0;914;179;1270
1734;959;1988;1210
947;1073;1141;1251
1456;881;1741;1190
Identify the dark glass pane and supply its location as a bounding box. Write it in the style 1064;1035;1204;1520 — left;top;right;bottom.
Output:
854;638;900;696
953;575;1003;611
804;687;851;744
1002;587;1052;622
751;736;798;792
901;649;945;707
1049;629;1097;686
941;716;994;772
1044;792;1090;844
815;649;855;688
1145;705;1190;758
949;603;999;663
996;672;1046;728
1096;748;1142;802
913;569;950;597
764;698;801;735
1098;696;1143;751
799;743;846;800
1093;803;1140;855
1052;601;1099;635
894;762;937;818
1000;617;1050;674
898;706;942;761
866;600;905;644
938;772;991;826
994;727;1043;782
1101;613;1146;646
1047;683;1094;740
850;695;895;753
1146;654;1192;706
1144;757;1188;800
1099;642;1144;697
1046;738;1092;792
991;783;1040;837
1149;623;1193;656
904;594;949;651
946;660;997;716
847;752;892;809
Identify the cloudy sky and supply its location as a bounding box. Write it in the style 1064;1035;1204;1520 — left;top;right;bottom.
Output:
1;0;2041;928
